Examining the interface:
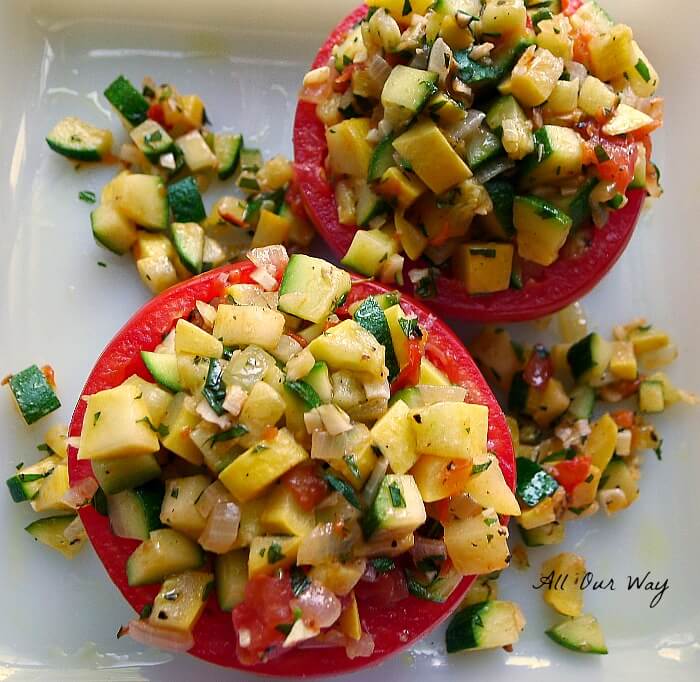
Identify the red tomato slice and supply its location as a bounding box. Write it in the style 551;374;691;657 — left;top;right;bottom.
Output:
67;261;514;676
282;462;329;511
293;5;646;322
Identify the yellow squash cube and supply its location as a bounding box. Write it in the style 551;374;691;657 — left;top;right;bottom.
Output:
230;497;268;550
463;454;520;516
453;242;514;295
326;118;373;178
412;402;488;460
248;536;300;578
536;15;573;60
338;591;362;641
609;341;637;380
540;552;585;617
578;76;618;118
444;510;510;575
370;400;418;474
419;358;450;386
525;377;570;427
308;320;386;379
411;454;470;503
260;484;315;537
588;24;635;82
393;120;472;194
160;393;203;465
510;46;564;108
213;305;285;351
219;428;309;502
480;0;527;37
149;570;213;632
582;413;617;472
376;167;426;209
160;475;210;539
309;561;366;596
79;383;160;460
252;210;292;249
136;256;179;295
175;319;223;359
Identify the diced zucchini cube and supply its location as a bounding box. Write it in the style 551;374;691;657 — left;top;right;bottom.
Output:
381;65;437;128
248;535;300;577
136;255;179;295
176;130;218;173
361;474;426;541
251;209;291;249
8;364;60;425
341;229;398;277
91;203;137;255
114;174;169;231
278;254;352;324
129;119;174;162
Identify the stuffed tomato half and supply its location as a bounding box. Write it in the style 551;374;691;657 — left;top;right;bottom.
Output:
67;247;516;676
293;0;662;321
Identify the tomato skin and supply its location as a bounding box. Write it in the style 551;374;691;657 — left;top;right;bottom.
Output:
523;344;553;389
147;103;166;127
282;462;329;511
66;259;513;675
293;6;646;322
232;574;294;665
550;456;592;496
355;568;409;606
390;339;423;393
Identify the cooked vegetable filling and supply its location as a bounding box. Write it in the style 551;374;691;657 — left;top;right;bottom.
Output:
72;249;517;664
303;0;663;296
47;75;315;295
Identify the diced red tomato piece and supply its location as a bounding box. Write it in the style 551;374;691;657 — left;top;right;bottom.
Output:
355;567;409;605
550;455;592;496
612;409;635;429
147;103;166;127
232;574;294;665
391;339;424;393
282;462;329;511
581;121;639;193
523;344;553;389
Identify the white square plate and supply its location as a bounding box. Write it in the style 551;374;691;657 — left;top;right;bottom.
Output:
1;1;698;680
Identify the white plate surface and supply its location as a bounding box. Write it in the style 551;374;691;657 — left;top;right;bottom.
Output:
0;0;698;680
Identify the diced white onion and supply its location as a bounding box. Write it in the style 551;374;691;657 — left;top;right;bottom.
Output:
598;489;627;516
198;501;241;554
411;536;446;566
317;404;353;436
304;409;324;434
346;631;375;659
311;429;343;461
250;267;278;291
361;455;389;508
362;376;390;401
196;399;232;430
378;253;404;285
159;153;176;170
446;110;485;143
124;619;194;652
283;619;321;648
223;385;247;417
565;60;588;84
62;477;99;510
291;580;342;629
474;156;516;184
367;54;392;88
297;522;360;566
428;38;453;86
195;300;217;329
194;480;234;518
615;429;632;457
303;66;330;87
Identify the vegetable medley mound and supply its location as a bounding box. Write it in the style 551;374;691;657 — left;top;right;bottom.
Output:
67;249;518;671
471;316;697;546
46;75;314;295
296;0;662;307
